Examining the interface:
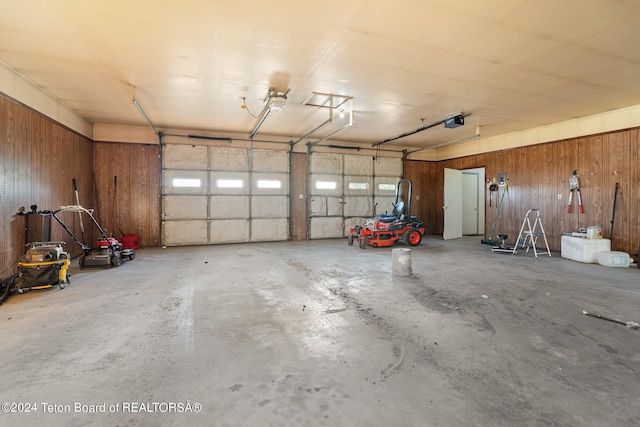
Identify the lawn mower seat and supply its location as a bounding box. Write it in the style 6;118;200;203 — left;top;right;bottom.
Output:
379;201;405;223
379;214;396;223
393;201;405;215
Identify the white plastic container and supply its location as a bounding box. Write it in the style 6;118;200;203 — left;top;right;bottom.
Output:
597;251;631;267
586;226;602;239
561;235;611;263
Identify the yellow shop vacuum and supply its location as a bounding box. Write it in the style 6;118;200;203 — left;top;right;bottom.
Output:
16;241;71;293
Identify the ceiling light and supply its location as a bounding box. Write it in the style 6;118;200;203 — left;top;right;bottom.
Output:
269;96;287;111
249;87;290;138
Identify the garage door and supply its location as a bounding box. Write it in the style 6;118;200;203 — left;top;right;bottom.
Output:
309;153;402;239
162;144;289;246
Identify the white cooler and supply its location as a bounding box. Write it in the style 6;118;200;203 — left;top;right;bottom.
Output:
561;235;610;263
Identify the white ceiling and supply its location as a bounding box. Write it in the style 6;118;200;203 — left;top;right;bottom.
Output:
2;0;640;151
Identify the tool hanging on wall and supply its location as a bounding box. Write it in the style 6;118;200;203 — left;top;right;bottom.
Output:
73;179;86;244
481;181;508;246
110;176;117;237
567;170;583;213
609;182;619;240
488;183;498;207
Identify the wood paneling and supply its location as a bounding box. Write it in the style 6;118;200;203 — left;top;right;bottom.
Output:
1;94;93;277
405;160;440;234
405;128;640;262
93;142;161;247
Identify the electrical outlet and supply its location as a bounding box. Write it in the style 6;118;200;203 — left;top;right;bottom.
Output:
557;193;562;200
497;172;507;186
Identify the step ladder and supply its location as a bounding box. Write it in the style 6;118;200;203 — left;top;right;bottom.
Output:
514;208;551;257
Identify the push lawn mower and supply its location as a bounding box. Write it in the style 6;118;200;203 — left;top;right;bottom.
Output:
0;241;71;304
52;205;135;268
348;179;425;249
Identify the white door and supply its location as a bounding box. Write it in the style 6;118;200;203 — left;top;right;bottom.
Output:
462;172;479;235
443;168;462;240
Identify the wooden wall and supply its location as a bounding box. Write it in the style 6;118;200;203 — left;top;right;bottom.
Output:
93;142;161;247
405;128;640;260
0;94;93;277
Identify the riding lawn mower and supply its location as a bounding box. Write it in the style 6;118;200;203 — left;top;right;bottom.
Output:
348;179;425;249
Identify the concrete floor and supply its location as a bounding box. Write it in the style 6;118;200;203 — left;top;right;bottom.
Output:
1;236;639;427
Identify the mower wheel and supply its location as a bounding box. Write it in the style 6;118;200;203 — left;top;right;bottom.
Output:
0;277;10;304
404;228;422;246
129;252;136;261
111;254;122;267
358;236;366;249
348;233;354;246
2;274;20;303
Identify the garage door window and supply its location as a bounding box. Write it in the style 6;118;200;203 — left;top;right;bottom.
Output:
378;183;395;191
172;178;202;188
348;182;368;190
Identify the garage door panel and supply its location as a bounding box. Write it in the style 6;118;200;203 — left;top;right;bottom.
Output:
210;196;249;219
163;145;208;170
344;154;373;175
164;220;208;246
309;153;342;174
251;219;288;242
252;149;289;172
210;219;249;244
310;217;343;239
210;147;249;171
252;196;289;218
374;157;403;176
310;197;327;217
327;197;343;216
164;195;207;220
344;197;372;217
